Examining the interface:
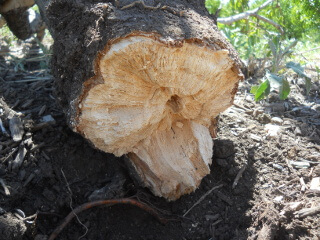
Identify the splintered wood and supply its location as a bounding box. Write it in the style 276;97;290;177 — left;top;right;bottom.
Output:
76;35;241;200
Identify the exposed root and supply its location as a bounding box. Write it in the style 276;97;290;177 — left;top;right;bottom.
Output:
48;198;168;240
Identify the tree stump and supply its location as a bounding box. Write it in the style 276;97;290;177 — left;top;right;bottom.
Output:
44;0;243;200
0;0;45;40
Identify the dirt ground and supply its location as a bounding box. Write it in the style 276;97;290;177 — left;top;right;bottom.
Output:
0;39;319;240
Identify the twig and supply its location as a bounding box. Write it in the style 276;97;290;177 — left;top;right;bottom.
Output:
0;178;10;196
160;5;184;16
218;0;274;24
48;198;168;240
6;77;52;83
1;147;18;163
121;0;161;10
120;1;183;16
299;177;307;192
23;212;38;224
183;184;224;217
252;13;284;34
61;169;88;240
296;47;320;55
232;164;247;189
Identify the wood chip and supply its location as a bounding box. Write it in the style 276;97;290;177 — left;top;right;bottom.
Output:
11;144;27;171
287;202;303;211
232;164;247;189
0;118;8;135
295;205;320;218
38;105;46;116
23;170;39;187
30;142;45;152
21;99;34;109
300;177;307;192
9;117;24;142
0;178;10;196
289;160;310;169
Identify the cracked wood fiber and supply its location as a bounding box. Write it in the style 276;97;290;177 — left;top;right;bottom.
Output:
47;0;244;200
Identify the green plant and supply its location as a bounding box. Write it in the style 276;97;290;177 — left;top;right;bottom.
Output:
268;35;298;73
250;34;313;101
34;37;52;69
286;61;312;94
250;71;290;101
250;59;311;101
315;66;320;81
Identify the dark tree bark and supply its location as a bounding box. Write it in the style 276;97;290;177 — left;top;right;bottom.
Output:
40;0;244;200
0;0;45;40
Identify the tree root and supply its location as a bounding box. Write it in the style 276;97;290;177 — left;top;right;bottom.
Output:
48;198;168;240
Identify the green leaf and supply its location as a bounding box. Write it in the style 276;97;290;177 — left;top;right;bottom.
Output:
254;79;270;101
266;71;282;90
282;40;298;56
286;61;312;94
286;61;309;78
279;78;290;100
268;40;277;57
305;77;311;95
250;85;259;94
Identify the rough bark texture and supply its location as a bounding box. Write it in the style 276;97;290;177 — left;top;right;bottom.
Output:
0;0;45;40
0;0;34;39
45;0;243;200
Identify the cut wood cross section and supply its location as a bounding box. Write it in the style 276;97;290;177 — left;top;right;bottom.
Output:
41;0;244;200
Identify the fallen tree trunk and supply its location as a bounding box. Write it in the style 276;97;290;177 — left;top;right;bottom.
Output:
0;0;45;40
42;0;243;200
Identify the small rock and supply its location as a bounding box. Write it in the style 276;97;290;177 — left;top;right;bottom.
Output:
274;196;283;202
272;163;284;172
310;177;320;192
265;124;281;139
41;115;55;124
271;117;283;125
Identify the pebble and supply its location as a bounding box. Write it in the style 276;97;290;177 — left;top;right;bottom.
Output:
265;124;281;138
41;115;55;124
310;177;320;192
272;163;284;172
271;117;283;125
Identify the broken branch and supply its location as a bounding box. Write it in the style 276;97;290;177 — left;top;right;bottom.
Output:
217;0;284;34
217;0;274;24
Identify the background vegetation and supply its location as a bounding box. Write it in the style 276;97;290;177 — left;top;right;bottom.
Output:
206;0;320;101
